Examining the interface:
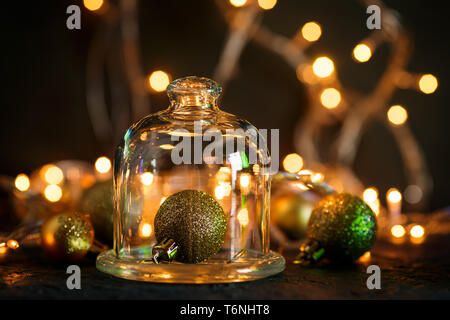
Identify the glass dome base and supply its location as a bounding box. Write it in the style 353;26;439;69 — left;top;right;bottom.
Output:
96;249;285;284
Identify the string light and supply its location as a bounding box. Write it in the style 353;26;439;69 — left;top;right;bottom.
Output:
44;184;63;202
257;0;277;10
6;240;19;249
283;153;303;173
320;88;341;109
95;156;111;174
215;184;227;200
141;172;154;186
139;223;152;238
387;105;408;126
410;225;425;238
363;187;378;203
237;208;249;226
352;44;372;62
391;225;406;238
301;22;322;42
44;165;64;185
229;0;247;7
83;0;104;11
363;187;380;216
219;166;231;174
418;74;438;94
14;174;30;192
312;56;334;78
148;70;170;92
240;173;251;188
159;144;175;150
387;188;402;204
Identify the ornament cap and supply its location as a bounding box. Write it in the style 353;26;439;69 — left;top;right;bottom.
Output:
151;238;179;264
294;238;324;265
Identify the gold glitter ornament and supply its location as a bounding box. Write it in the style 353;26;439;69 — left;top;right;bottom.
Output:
154;189;227;263
270;192;316;240
296;193;377;264
40;212;95;261
79;179;113;245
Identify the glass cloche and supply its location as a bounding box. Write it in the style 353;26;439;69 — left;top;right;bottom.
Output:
96;76;285;283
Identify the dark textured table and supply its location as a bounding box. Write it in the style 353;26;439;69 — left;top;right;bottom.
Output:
1;235;449;300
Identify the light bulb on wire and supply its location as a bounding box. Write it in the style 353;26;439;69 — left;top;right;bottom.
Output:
301;22;322;42
312;57;334;78
353;43;372;62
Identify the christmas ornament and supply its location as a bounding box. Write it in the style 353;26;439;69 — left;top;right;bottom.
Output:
295;193;377;264
40;212;94;261
154;189;227;263
79;179;114;244
270;191;316;240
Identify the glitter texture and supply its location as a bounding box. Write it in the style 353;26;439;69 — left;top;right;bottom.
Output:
154;189;227;263
41;212;94;261
307;193;377;262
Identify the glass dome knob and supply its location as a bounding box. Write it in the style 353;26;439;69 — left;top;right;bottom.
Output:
167;76;222;109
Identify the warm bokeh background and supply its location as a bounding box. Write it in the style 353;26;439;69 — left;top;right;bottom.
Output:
0;1;448;211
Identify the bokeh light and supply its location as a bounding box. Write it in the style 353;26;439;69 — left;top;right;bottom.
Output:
353;44;372;62
257;0;277;10
140;223;152;238
7;240;19;249
15;174;30;192
95;156;111;174
44;165;64;185
229;0;247;7
387;188;402;203
387;105;408;126
301;22;322;42
215;185;226;200
83;0;104;11
141;172;154;186
418;74;438;94
283;153;303;173
148;70;170;92
391;225;406;238
312;57;334;78
404;185;423;204
237;208;249;227
320;88;341;109
410;225;425;238
363;187;378;203
44;184;63;202
240;174;251;188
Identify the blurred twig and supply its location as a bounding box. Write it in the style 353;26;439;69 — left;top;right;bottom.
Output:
119;0;150;122
214;0;262;88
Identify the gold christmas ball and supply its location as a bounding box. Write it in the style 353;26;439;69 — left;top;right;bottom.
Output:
79;179;113;245
270;191;316;240
154;190;227;263
40;212;94;261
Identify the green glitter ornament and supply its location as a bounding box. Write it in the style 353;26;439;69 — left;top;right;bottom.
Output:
154;189;227;263
295;193;377;264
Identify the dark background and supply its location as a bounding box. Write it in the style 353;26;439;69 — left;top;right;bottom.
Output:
0;1;448;211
